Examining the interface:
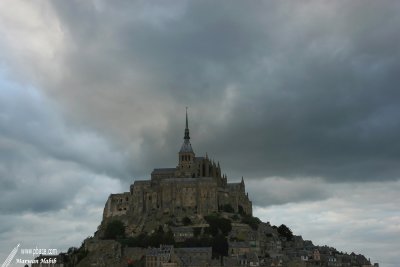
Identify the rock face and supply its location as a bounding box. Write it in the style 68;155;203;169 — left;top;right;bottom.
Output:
99;111;252;237
78;240;123;267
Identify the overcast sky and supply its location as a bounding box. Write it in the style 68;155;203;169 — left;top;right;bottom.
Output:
0;1;399;266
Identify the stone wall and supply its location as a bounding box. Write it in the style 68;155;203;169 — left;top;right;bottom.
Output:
104;175;252;221
103;192;131;219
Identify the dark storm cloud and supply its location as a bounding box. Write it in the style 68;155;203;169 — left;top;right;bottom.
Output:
35;0;400;183
1;2;400;266
2;1;400;183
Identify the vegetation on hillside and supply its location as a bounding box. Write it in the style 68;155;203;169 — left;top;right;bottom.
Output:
277;224;293;241
104;220;126;239
204;214;232;236
120;226;174;247
241;215;262;230
63;241;88;267
101;213;264;259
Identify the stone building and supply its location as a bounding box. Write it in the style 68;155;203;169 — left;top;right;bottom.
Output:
146;245;176;267
103;111;252;222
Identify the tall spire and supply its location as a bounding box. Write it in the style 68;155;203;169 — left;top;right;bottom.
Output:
179;107;194;153
186;107;188;128
184;107;190;140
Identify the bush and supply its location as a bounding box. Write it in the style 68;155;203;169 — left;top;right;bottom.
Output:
241;216;261;230
204;215;232;236
277;224;293;241
67;244;88;265
120;229;175;248
104;220;125;239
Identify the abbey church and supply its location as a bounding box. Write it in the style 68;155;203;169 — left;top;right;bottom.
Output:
103;111;252;226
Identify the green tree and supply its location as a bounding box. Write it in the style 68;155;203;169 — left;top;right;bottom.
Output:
212;234;228;257
104;220;125;239
218;218;232;236
241;215;261;230
204;215;232;236
277;224;293;241
204;215;219;236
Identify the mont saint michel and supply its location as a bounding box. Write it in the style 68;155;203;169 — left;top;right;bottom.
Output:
102;110;252;228
2;2;397;266
39;113;377;267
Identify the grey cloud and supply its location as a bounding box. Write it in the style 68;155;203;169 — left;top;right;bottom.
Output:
2;1;400;183
29;0;399;183
0;145;97;214
0;205;103;261
255;180;400;267
0;1;399;266
246;177;331;206
0;80;132;179
0;78;126;213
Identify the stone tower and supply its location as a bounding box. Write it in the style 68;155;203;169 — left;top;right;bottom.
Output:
177;108;196;178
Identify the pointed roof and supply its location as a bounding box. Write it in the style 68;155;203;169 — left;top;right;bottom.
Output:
184;107;190;140
180;107;194;153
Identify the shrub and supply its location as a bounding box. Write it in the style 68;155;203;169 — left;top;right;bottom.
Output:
204;215;232;236
277;224;293;241
104;220;125;239
120;230;175;248
241;216;261;230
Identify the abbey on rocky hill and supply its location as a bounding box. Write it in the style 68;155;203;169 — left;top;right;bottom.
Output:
103;110;252;223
